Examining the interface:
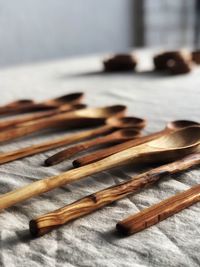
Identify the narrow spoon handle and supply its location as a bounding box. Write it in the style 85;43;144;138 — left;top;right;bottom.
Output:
0;142;148;212
0;111;104;143
0;103;59;116
0;125;111;165
45;134;120;166
116;184;200;236
0;104;82;130
1;127;198;214
73;129;168;167
29;153;200;237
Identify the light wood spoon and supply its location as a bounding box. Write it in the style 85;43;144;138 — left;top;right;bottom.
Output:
29;153;200;237
0;105;126;143
0;126;200;212
116;183;200;235
45;128;142;166
74;120;200;167
0;92;84;116
0;116;144;165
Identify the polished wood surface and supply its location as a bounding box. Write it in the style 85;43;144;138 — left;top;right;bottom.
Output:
0;104;85;130
0;127;200;213
29;153;200;237
117;184;200;235
0;92;84;116
45;128;141;166
0;105;126;143
74;120;199;167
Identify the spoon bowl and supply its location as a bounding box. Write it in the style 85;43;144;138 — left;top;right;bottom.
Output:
109;129;142;141
0;92;84;116
148;126;200;150
75;119;200;167
7;99;35;106
106;116;146;129
45;92;84;106
74;105;126;118
166;120;200;131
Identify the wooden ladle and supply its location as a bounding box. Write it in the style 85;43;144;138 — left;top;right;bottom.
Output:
0;126;200;212
0;105;126;143
0;116;144;165
74;119;200;167
0;92;84;116
45;128;142;166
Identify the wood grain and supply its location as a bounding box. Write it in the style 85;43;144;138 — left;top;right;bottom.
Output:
0;127;200;215
45;129;141;166
116;184;200;235
73;130;168;167
0;125;111;165
29;153;200;237
0;104;85;130
0;105;126;143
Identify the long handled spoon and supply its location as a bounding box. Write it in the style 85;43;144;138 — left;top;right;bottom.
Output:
0;116;144;165
74;120;200;167
0;126;200;212
29;153;200;237
0;92;84;116
45;129;142;166
0;105;126;143
0;104;86;130
44;116;145;166
116;184;200;236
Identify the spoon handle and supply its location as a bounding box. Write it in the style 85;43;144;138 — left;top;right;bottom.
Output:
0;125;111;165
0;103;59;116
0;111;105;143
29;153;200;237
116;184;200;236
73;129;168;167
0;104;83;130
0;142;148;212
45;133;117;166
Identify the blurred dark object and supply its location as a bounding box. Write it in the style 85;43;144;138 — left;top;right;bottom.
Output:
192;50;200;64
103;54;137;72
153;51;192;75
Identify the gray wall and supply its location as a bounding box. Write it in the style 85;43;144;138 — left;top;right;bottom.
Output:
144;0;195;47
0;0;133;67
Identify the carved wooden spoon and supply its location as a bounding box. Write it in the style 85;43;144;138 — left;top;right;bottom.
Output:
0;105;126;143
45;128;141;166
0;116;144;165
74;120;199;167
0;92;84;116
0;104;86;130
0;126;200;213
29;153;200;237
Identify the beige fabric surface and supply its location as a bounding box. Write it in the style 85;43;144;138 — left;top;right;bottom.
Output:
0;50;199;267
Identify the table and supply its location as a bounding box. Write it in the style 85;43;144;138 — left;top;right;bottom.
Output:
0;50;200;267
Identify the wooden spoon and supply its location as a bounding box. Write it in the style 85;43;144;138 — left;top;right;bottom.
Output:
0;105;126;143
0;104;86;130
0;92;84;116
29;153;200;237
0;126;200;212
116;184;200;236
74;120;199;167
45;129;142;166
0;116;144;165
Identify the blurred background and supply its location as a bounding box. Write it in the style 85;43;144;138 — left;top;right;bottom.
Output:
0;0;199;67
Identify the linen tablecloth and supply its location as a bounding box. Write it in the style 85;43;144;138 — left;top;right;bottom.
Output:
0;50;199;267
